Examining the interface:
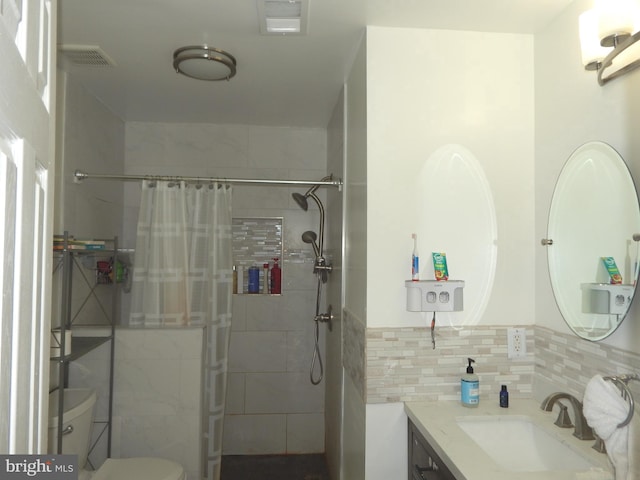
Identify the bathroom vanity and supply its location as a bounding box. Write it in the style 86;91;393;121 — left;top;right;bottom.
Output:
409;419;457;480
405;399;613;480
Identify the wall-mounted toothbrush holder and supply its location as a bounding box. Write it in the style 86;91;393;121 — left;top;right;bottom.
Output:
581;282;634;315
405;280;465;312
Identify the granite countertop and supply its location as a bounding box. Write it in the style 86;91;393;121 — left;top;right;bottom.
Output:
405;399;614;480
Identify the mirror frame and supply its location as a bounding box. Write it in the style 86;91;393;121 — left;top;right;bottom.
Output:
546;141;640;341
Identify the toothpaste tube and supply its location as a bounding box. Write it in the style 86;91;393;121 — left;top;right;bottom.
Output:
601;256;622;284
432;252;449;281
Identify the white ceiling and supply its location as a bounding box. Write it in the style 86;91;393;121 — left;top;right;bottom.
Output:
58;0;575;128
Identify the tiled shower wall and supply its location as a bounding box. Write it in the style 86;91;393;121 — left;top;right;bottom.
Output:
124;122;330;455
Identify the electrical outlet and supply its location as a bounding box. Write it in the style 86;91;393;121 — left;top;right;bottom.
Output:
507;328;526;359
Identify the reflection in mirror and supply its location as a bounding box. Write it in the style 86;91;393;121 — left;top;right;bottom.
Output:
418;144;497;327
547;142;640;341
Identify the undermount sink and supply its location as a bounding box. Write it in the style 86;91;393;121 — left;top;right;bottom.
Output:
456;415;597;472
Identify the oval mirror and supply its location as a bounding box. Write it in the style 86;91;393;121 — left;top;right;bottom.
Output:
547;141;640;341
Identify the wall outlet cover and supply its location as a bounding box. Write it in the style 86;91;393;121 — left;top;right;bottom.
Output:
507;327;526;359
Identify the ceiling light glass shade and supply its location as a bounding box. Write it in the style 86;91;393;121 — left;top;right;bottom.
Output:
173;45;237;81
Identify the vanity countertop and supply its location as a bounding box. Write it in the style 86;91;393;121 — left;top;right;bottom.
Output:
405;399;613;480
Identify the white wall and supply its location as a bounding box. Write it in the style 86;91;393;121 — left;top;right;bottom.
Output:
535;0;640;354
342;33;368;480
55;72;124;238
366;27;535;330
325;90;345;480
362;26;535;480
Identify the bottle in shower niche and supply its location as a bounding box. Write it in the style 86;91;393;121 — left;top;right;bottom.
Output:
270;258;281;294
237;267;244;293
461;358;479;407
262;263;269;294
232;266;238;294
248;266;260;294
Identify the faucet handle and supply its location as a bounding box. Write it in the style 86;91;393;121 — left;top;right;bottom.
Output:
592;435;607;454
554;404;573;428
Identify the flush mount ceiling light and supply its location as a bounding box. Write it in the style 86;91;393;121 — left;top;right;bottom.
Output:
257;0;309;35
172;45;237;81
579;0;640;85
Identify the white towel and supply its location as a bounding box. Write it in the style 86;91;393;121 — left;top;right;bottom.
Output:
583;375;639;480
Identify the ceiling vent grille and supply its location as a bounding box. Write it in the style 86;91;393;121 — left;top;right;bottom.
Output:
58;45;116;67
257;0;309;35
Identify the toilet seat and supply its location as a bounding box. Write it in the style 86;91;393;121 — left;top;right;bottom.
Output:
90;457;185;480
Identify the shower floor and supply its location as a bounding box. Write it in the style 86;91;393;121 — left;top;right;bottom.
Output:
221;454;330;480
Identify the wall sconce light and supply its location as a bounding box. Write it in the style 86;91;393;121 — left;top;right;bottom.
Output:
579;0;640;85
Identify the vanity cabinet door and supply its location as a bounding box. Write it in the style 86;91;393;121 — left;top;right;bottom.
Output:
409;420;457;480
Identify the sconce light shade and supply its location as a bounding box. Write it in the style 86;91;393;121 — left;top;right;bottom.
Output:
580;10;609;70
580;0;640;85
173;45;237;81
596;0;634;46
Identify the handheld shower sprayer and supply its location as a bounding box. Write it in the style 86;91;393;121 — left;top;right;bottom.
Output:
302;231;320;258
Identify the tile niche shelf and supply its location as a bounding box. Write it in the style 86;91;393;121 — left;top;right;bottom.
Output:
232;217;283;295
50;232;120;466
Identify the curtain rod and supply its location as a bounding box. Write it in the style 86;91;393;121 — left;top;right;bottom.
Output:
73;170;343;189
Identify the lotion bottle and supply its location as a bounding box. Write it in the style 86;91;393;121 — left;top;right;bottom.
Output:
500;385;509;408
461;358;479;407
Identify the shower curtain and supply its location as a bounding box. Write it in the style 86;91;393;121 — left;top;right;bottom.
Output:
129;180;232;480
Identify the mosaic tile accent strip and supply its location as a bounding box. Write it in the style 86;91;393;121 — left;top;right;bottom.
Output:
366;325;535;404
343;308;366;401
535;325;640;398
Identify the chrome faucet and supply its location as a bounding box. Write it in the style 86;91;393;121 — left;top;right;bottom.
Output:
541;392;595;441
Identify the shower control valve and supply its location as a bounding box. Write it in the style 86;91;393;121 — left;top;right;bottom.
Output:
313;257;332;273
314;305;334;331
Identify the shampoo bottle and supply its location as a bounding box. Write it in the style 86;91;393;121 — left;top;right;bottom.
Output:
461;358;479;407
270;258;282;294
263;263;269;294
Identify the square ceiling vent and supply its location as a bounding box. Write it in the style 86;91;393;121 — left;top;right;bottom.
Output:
257;0;309;35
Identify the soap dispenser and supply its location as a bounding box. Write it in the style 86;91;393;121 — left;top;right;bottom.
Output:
461;358;479;407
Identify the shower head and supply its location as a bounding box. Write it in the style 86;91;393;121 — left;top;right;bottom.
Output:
293;175;332;265
302;230;320;258
291;175;333;212
292;192;309;211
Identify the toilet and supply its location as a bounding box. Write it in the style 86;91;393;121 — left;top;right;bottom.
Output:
48;388;186;480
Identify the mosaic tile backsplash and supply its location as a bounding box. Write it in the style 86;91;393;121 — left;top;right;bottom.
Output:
353;323;640;405
535;326;640;398
365;325;535;404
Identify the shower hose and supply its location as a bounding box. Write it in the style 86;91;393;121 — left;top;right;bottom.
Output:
310;275;324;385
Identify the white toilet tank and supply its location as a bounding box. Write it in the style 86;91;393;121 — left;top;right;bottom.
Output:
48;388;97;469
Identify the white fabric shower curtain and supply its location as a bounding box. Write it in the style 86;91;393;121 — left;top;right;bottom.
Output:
129;180;232;480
